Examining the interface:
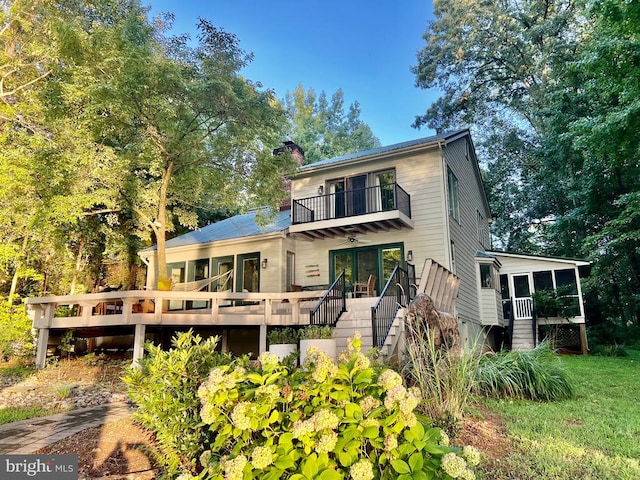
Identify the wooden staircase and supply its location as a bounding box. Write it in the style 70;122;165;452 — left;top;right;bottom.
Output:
331;259;460;359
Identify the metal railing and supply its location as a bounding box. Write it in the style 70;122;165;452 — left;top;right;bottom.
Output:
309;269;347;326
371;264;412;348
292;183;411;224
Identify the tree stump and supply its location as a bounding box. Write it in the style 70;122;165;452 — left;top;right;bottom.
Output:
406;293;461;355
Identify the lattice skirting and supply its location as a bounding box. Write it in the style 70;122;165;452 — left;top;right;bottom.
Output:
540;324;581;350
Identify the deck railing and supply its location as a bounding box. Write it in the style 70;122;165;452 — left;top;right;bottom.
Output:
292;183;411;225
309;269;347;326
371;264;412;349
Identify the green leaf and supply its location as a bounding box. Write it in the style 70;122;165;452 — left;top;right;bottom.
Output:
412;470;430;480
318;469;343;480
391;459;411;474
274;454;296;470
338;451;353;467
352;369;373;384
409;453;424;472
362;426;379;439
302;454;319;479
344;402;363;421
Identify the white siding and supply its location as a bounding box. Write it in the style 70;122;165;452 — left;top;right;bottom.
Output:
444;137;492;326
291;146;450;287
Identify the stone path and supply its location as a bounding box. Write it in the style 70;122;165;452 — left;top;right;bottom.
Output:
0;403;131;454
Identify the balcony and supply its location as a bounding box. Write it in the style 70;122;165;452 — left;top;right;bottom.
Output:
289;183;413;240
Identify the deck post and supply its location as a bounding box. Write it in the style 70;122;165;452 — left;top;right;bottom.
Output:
579;323;588;355
35;328;49;369
133;324;146;365
259;324;267;355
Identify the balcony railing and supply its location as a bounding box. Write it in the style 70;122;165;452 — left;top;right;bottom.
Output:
292;183;411;225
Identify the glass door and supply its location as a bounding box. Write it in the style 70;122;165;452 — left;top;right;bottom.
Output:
346;175;367;216
236;253;260;305
356;249;378;294
212;256;234;307
167;262;185;310
187;259;209;309
512;274;533;319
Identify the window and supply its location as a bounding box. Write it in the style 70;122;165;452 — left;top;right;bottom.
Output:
477;211;489;247
450;241;456;273
286;251;296;291
533;271;553;292
480;264;494;289
447;167;460;221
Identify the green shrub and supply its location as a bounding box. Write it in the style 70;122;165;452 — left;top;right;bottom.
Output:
267;327;299;345
299;324;333;340
474;342;574;401
0;299;34;359
591;343;629;357
403;321;482;437
195;334;478;480
123;330;232;474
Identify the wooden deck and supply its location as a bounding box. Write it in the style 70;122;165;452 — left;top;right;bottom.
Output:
26;289;326;368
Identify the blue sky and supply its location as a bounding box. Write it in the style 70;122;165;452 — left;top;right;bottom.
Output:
145;1;439;146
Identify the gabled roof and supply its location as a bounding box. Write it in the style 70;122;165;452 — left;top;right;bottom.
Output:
140;209;291;252
297;129;469;172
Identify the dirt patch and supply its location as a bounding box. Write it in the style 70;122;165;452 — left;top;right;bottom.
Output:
37;417;159;479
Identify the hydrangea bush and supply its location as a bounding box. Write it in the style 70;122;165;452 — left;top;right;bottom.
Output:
192;334;478;480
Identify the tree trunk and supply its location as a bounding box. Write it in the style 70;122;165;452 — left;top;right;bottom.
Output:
69;240;84;295
154;159;174;287
8;235;29;303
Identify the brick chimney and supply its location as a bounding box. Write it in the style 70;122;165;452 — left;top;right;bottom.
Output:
273;141;305;211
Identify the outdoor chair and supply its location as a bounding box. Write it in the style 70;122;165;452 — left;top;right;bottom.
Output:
353;274;376;297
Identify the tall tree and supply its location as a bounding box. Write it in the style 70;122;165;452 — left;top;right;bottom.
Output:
284;84;380;163
0;0;123;297
93;17;290;284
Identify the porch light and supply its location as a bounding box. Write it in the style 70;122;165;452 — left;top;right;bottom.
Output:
262;258;268;269
317;185;324;195
406;250;413;262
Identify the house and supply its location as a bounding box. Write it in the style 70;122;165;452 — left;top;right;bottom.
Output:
27;129;589;367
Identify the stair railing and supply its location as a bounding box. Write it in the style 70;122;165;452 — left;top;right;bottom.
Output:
371;264;412;348
309;269;347;326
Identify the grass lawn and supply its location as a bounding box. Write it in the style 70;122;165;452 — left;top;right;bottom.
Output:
476;349;640;479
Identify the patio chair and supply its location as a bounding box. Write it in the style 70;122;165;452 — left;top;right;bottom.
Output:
353;275;376;298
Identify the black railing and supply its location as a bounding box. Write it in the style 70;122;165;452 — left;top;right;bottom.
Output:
371;264;412;349
504;298;514;350
292;183;411;224
309;269;347;326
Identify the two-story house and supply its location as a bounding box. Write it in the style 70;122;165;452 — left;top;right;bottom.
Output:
137;129;588;353
28;129;589;367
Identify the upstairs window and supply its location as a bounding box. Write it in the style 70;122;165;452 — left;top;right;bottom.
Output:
447;167;460;222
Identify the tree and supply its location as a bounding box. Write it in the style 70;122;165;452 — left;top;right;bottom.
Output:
413;0;640;329
93;17;291;284
284;84;380;163
0;0;123;297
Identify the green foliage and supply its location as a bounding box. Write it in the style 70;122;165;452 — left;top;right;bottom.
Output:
0;407;55;426
0;299;34;359
474;343;574;401
590;343;629;358
477;350;640;479
194;335;476;480
56;384;73;399
123;330;232;474
299;324;333;340
267;327;299;345
284;84;380;164
403;322;481;437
